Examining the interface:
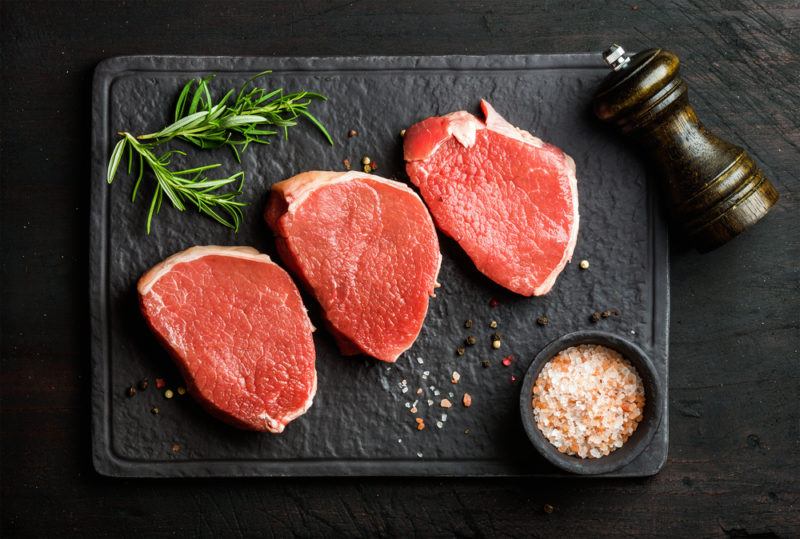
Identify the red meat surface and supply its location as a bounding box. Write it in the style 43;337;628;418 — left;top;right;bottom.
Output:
265;171;441;363
404;100;579;296
138;246;316;433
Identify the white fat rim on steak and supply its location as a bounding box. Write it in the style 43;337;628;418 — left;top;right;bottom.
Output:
532;154;579;296
407;100;546;162
284;171;423;213
138;245;272;296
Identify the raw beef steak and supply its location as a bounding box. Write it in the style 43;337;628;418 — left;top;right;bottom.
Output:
138;246;316;433
265;171;441;363
404;100;579;296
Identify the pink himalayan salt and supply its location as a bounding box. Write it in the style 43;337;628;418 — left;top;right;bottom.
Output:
532;344;645;459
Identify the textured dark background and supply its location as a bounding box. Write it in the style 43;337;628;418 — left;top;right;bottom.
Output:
2;0;798;536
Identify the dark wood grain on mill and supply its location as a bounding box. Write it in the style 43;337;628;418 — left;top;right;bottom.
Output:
1;1;798;536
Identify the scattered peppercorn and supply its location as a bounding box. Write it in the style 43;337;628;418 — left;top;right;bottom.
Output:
348;129;358;138
343;158;351;170
464;319;473;329
489;320;498;329
579;260;590;270
138;378;149;391
370;162;379;171
544;504;554;514
150;406;159;415
363;164;373;173
155;378;166;389
400;129;407;137
536;315;550;326
510;375;517;383
164;389;174;399
492;339;501;349
591;311;602;323
177;387;186;396
464;428;471;435
466;335;477;346
502;355;513;367
481;360;491;368
489;298;500;308
126;386;137;398
463;393;472;407
456;346;466;356
171;443;181;453
361;156;371;165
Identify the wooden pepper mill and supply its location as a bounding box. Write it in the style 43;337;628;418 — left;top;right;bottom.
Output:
593;45;779;252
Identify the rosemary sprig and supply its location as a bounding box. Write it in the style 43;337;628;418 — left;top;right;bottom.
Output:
105;72;333;233
108;133;246;234
138;71;334;161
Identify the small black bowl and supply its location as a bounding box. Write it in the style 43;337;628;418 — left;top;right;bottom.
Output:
519;331;663;475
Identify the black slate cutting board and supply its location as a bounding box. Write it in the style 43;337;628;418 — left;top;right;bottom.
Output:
90;54;669;477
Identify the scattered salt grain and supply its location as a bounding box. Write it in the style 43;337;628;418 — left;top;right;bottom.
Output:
398;438;402;443
417;452;423;458
427;399;434;406
434;389;441;396
417;357;424;364
441;414;447;422
448;392;454;398
404;402;411;408
402;387;408;394
436;421;443;429
532;344;645;459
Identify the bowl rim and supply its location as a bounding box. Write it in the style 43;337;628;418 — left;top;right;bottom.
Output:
519;330;663;475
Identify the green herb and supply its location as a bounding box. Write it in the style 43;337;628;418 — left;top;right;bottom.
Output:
107;134;246;234
106;72;333;233
139;71;333;158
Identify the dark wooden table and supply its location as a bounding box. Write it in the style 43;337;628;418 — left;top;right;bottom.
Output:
2;1;798;536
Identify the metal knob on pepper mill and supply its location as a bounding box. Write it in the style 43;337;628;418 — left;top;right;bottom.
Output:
593;45;779;252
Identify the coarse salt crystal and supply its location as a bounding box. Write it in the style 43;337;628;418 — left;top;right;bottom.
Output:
417;357;424;364
531;344;645;459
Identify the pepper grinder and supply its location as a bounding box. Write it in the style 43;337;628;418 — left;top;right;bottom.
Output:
593;45;779;252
